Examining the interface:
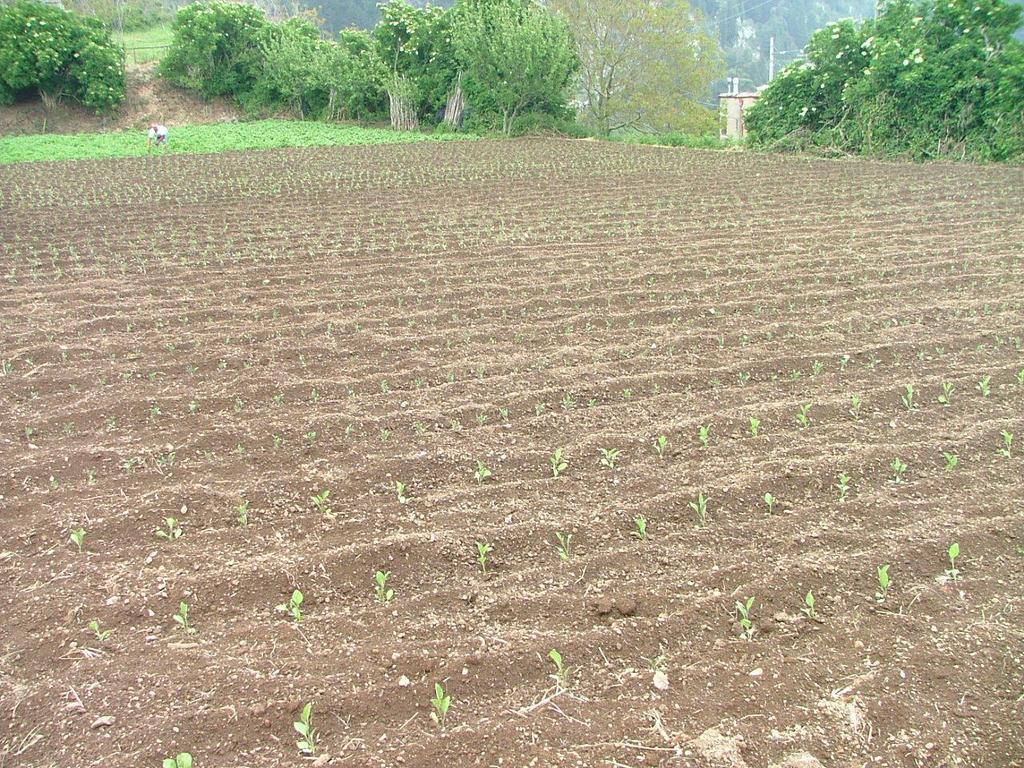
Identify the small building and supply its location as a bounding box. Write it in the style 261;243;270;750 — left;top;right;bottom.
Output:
718;81;761;140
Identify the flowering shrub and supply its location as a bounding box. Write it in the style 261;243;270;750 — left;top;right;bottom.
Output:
746;0;1024;160
0;0;125;113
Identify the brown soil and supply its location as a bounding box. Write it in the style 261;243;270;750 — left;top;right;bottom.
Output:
0;64;241;137
0;140;1022;768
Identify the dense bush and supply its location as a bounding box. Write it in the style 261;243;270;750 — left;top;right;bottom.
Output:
161;3;386;120
0;0;125;112
246;18;386;119
160;2;269;99
746;0;1024;161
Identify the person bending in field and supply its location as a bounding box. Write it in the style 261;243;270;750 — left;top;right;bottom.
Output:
147;123;169;148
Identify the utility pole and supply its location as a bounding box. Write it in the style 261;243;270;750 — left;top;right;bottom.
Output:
769;36;776;82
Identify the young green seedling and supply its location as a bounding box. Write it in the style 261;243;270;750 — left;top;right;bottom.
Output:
736;597;755;640
162;754;193;768
88;619;112;642
632;515;648;540
795;403;811;427
689;493;709;525
943;452;959;471
294;702;318;755
548;649;568;689
875;564;891;603
849;394;862;420
698;425;711;448
748;417;761;437
554;532;573;561
890;458;908;484
1017;369;1024;386
311;490;332;518
475;541;493;575
900;384;915;411
277;589;304;621
599;447;621;469
473;460;492;484
173;601;194;634
835;472;851;502
395;482;409;504
430;683;451;728
550;448;568;478
374;570;395;603
946;542;961;582
763;492;777;515
156;517;182;541
236;500;250;527
801;590;817;619
653;435;668;458
937;381;954;406
999;430;1013;459
977;375;991;397
69;527;85;553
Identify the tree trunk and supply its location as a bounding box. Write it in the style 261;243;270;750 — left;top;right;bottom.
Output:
388;75;418;132
326;87;337;121
443;71;465;129
502;106;520;136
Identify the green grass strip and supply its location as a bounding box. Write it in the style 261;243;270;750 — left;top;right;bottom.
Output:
0;120;475;164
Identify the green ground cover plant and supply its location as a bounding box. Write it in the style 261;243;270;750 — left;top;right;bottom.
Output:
0;121;474;164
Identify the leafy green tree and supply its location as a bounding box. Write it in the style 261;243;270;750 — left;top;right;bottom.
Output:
248;17;386;119
746;0;1024;160
453;0;578;135
550;0;723;135
0;0;125;112
373;0;457;125
160;2;270;99
246;18;324;117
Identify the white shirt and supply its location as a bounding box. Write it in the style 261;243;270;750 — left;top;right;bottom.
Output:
148;125;168;140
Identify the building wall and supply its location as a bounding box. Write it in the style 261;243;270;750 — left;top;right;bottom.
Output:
719;94;760;140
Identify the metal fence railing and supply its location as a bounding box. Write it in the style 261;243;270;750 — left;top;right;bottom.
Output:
125;45;170;65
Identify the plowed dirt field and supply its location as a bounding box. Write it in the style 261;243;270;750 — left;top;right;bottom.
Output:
1;140;1022;768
